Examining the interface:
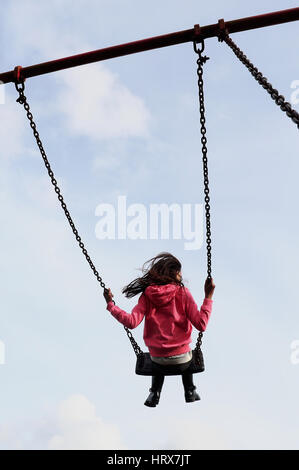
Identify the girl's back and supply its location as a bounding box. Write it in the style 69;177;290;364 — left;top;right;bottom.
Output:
143;283;212;357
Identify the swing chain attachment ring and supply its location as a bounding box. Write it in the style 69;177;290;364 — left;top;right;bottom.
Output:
14;66;26;102
193;24;210;65
217;19;229;42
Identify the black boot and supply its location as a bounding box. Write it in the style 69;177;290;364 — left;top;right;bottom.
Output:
144;375;164;407
144;388;161;407
184;385;201;403
182;373;201;403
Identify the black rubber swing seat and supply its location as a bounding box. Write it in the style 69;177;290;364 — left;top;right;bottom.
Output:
135;349;204;376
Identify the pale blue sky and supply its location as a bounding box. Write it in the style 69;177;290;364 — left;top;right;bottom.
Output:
0;0;298;450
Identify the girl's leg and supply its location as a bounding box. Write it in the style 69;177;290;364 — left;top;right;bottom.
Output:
181;373;200;403
182;372;195;390
151;374;165;392
144;375;164;407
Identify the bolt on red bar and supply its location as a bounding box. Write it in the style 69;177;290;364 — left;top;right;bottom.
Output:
1;7;299;84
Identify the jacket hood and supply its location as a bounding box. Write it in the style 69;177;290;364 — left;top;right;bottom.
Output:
145;283;179;307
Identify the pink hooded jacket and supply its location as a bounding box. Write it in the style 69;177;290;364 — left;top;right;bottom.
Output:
106;283;213;357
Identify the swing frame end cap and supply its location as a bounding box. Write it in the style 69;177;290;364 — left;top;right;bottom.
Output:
193;24;202;42
217;19;229;41
13;66;26;84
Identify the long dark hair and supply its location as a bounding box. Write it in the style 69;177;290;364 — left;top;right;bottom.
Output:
122;252;184;298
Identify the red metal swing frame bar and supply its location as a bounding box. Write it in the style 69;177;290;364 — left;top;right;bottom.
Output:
1;7;299;84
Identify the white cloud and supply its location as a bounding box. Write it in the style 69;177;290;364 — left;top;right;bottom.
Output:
55;64;151;140
5;0;150;145
4;1;151;143
48;394;126;450
0;395;126;450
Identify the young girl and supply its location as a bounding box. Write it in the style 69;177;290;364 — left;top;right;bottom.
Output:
103;252;215;407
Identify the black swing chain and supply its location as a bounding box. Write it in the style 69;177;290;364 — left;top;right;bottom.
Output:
193;38;212;364
218;30;299;129
14;80;142;357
